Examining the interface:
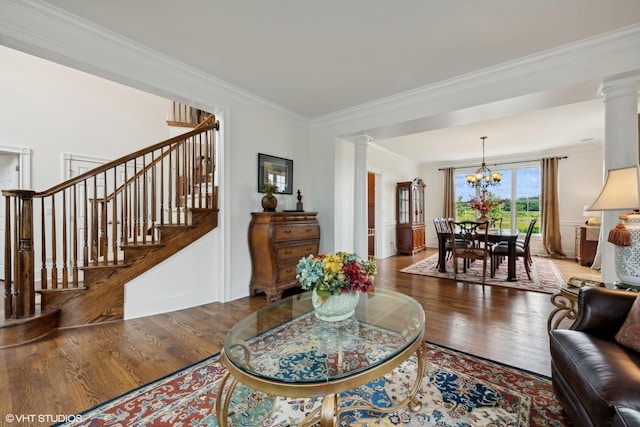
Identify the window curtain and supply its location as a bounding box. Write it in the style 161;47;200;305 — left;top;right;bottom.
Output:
443;167;455;218
541;157;565;257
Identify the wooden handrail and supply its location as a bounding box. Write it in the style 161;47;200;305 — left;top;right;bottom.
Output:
2;115;219;320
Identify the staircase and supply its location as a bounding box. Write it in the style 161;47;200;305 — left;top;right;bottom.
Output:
0;115;219;347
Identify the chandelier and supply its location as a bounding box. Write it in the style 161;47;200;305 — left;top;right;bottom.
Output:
465;136;502;192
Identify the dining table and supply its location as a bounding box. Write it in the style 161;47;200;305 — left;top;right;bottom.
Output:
437;228;520;281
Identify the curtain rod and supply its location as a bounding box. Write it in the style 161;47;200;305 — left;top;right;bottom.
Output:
438;156;567;171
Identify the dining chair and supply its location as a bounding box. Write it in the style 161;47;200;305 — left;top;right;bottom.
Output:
448;219;490;285
433;218;459;270
491;218;537;280
433;219;447;265
489;217;503;229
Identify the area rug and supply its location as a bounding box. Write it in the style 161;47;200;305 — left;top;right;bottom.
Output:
58;342;569;427
400;254;565;294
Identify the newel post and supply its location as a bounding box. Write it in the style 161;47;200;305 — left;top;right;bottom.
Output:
3;189;36;318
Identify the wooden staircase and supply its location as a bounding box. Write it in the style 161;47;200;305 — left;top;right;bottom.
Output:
0;115;219;348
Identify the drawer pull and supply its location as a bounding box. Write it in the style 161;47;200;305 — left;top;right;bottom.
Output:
305;228;312;232
284;250;292;255
284;230;292;234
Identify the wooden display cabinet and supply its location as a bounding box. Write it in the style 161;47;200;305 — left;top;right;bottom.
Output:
396;178;426;255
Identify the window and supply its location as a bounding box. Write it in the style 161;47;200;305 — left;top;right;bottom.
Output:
454;163;540;233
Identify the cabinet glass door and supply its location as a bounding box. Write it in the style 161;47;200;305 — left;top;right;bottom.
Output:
398;187;409;224
412;186;424;224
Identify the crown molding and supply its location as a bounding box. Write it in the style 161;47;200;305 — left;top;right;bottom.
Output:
311;23;640;131
0;0;310;128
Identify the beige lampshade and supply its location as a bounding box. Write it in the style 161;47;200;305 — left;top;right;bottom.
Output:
588;166;640;211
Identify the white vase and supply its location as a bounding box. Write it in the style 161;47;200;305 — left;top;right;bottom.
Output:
311;289;360;322
615;212;640;286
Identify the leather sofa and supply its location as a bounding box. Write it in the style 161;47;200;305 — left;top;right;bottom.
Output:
550;287;640;427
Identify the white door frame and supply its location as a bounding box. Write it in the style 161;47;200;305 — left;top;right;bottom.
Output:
0;145;31;281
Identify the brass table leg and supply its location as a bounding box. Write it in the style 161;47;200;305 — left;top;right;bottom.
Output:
320;394;339;427
407;340;427;412
215;371;239;427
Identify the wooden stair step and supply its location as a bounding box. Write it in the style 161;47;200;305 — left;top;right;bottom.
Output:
0;308;60;348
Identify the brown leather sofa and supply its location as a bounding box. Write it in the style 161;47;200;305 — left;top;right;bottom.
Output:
550;287;640;427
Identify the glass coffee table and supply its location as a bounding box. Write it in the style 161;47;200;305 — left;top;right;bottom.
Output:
216;288;426;427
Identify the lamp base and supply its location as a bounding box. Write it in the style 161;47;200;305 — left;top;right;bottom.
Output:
614;281;640;292
615;213;640;286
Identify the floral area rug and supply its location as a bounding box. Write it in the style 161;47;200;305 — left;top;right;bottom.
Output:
400;254;565;294
57;342;569;427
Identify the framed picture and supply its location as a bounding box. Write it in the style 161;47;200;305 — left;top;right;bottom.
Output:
258;153;293;194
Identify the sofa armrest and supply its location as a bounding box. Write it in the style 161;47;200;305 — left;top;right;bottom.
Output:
612;407;640;427
570;287;637;339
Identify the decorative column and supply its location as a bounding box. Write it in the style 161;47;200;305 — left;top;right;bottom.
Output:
353;135;371;260
598;75;640;284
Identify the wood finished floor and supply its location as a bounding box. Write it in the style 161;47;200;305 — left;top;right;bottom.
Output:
0;249;599;423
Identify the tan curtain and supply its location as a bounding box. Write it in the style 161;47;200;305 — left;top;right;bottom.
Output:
541;157;565;257
443;167;456;218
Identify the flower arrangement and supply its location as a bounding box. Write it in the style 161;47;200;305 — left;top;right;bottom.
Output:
468;193;507;215
263;182;278;194
296;252;377;302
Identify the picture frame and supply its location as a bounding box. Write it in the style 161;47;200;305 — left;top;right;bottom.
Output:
258;153;293;194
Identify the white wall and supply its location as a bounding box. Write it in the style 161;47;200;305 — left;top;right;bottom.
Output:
0;45;226;318
0;44;310;317
367;145;420;258
556;143;605;258
225;103;310;301
0;46;171;188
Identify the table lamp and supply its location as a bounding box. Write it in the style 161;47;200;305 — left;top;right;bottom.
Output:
588;165;640;287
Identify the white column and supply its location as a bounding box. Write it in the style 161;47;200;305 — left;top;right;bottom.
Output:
353;135;371;259
599;75;640;284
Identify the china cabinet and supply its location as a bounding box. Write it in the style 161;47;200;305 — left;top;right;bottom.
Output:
396;178;426;255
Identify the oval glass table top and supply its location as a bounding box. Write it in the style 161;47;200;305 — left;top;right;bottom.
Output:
223;288;425;384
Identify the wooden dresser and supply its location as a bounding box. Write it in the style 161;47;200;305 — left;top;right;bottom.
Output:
248;212;320;301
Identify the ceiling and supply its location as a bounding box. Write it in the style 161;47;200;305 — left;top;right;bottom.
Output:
43;0;640;163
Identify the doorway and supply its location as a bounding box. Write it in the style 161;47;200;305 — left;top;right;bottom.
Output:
0;146;31;280
367;171;382;260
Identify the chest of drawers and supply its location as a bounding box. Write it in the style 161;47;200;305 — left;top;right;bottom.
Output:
575;225;599;266
248;212;320;301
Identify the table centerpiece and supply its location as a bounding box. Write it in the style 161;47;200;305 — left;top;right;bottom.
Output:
296;251;377;321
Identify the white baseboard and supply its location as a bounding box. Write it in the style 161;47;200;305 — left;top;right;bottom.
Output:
124;288;217;320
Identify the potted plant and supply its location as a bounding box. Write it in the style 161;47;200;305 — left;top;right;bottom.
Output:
296;252;377;321
261;182;278;212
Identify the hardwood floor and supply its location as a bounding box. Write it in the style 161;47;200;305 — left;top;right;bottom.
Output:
0;249;598;424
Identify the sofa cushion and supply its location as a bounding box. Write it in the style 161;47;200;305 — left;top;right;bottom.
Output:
550;329;640;425
616;295;640;352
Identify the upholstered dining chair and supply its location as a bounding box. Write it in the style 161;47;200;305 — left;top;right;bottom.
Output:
433;219;449;267
448;219;490;285
491;218;537;280
489;217;503;229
